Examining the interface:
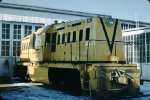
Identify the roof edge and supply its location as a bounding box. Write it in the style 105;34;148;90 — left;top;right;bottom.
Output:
0;3;107;17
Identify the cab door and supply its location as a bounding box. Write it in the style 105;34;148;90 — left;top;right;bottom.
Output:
51;32;57;52
51;32;57;61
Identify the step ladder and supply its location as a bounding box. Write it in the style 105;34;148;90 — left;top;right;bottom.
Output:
83;72;91;96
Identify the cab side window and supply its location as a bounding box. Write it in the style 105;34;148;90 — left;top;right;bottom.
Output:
57;34;60;45
79;30;83;41
67;32;71;43
73;31;76;42
45;33;51;47
86;28;90;41
62;34;65;44
51;33;57;52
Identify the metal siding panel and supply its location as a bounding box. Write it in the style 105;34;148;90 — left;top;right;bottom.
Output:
141;64;150;81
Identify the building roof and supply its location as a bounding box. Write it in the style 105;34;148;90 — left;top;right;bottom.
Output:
0;3;105;17
120;19;150;26
122;27;150;33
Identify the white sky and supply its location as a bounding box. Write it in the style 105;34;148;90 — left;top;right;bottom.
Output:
3;0;150;22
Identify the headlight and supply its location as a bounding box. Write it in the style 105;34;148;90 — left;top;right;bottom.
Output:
107;18;114;26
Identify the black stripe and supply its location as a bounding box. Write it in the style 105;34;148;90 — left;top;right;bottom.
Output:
110;19;118;53
99;17;118;54
100;17;111;52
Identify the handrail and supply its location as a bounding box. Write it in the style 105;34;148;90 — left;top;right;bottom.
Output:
70;42;72;62
87;40;90;61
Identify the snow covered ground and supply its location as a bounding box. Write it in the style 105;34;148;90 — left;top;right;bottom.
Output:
0;81;150;100
0;83;91;100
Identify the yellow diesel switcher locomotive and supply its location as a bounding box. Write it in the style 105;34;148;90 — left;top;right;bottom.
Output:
16;16;140;98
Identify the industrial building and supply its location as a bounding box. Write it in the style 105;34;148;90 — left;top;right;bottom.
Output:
0;3;150;80
122;27;150;81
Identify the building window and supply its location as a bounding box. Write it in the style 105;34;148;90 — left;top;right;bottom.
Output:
13;41;21;56
132;25;136;28
13;24;21;39
146;32;150;63
1;41;10;56
35;26;42;31
126;35;133;63
125;24;128;29
25;25;32;37
127;33;146;63
2;23;10;39
86;28;90;41
139;34;146;63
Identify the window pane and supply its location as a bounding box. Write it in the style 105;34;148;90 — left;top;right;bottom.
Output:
14;25;17;29
73;31;76;42
2;23;5;28
6;41;9;45
6;29;9;34
86;28;90;41
18;25;21;29
2;46;5;50
6;52;9;56
13;24;22;39
2;34;5;39
25;25;32;37
18;30;21;34
51;33;57;52
6;24;10;28
1;41;10;56
67;32;70;43
6;46;9;50
2;29;5;33
79;30;83;41
29;26;32;30
1;51;5;56
2;23;10;39
57;35;60;44
62;34;65;44
13;41;21;56
35;26;42;31
18;35;21;39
